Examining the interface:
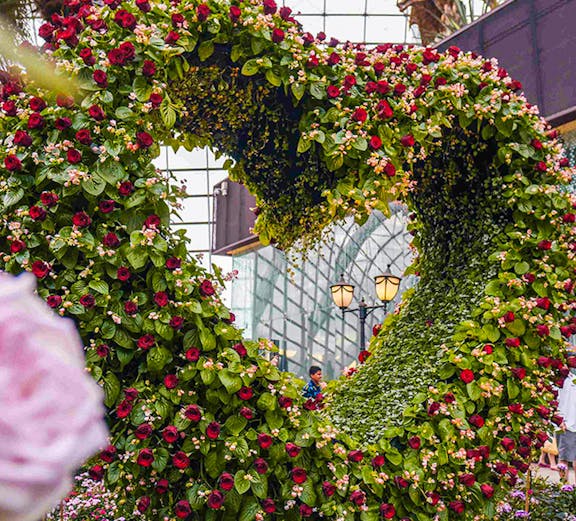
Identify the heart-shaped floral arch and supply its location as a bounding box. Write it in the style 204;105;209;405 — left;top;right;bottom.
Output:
0;1;574;520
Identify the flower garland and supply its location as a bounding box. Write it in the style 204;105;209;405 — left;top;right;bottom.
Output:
0;0;574;520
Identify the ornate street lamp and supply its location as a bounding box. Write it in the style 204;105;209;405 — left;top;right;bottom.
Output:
330;265;401;351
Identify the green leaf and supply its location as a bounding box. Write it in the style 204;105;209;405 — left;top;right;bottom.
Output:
133;76;152;102
265;69;281;87
310;82;325;99
219;370;242;393
482;324;501;343
291;82;305;101
82;175;106;196
506;319;526;336
115;106;134;120
126;247;148;269
147;346;172;372
241;59;260;76
250;475;268;499
466;381;482;401
160;102;177;129
239;498;260;521
257;392;276;411
152;447;170;472
3;187;24;209
103;372;121;408
235;471;251;494
438;363;455;380
224;415;247;435
507;378;519;399
514;261;530;275
198;40;214;61
300;480;317;506
200;329;216;350
89;279;109;295
107;461;121;485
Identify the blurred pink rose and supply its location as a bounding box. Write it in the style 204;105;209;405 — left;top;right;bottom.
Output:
0;274;107;521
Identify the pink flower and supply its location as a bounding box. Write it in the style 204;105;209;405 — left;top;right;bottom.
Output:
0;274;107;521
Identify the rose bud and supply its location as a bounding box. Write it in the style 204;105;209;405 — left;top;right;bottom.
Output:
380;503;396;519
206;421;220;439
348;450;363;462
350;489;366;506
407;436;421;450
162;425;179;444
257;432;273;449
136;448;154;467
184;404;202;422
285;443;301;458
291;467;307;484
262;498;275;513
134;423;152;440
172;451;190;469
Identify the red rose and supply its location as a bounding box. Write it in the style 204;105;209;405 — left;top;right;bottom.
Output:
32;260;50;279
253;457;268;474
38;21;55;41
137;496;151;513
240;407;253;420
184;404;202;422
261;498;275;513
219;472;234;491
469;414;484;428
278;395;293;408
460;369;475;384
169;316;184;330
136;131;154;148
172;451;190;469
72;211;91;227
348;450;363;463
118;180;134;196
4;154;22;171
327;85;340;98
501;437;516;451
149;93;163;108
199;279;215;296
46;294;62;308
369;136;382;150
263;0;277;15
137;334;155;350
79;293;95;308
123;388;139;402
117;266;131;281
114;10;137;30
88;104;106;121
257;432;273;449
124;301;138;315
67;148;82;164
505;337;521;348
503;311;515;323
206;490;224;510
14;130;32;147
232;342;247;357
237;386;253;400
480;483;494;498
185;347;200;362
291;467;307;484
174;500;191;518
395;476;409;488
444;392;456;403
156;478;169;494
271;27;284;43
29;97;46;112
380;503;396;519
371;454;385;467
164;374;179;389
537;239;551;250
196;4;211;21
285;443;301;458
408;436;421;450
96;343;109;357
343;74;356;89
102;232;120;248
427;492;440;505
459;473;476;487
206;421;220;439
116;399;132;418
536;297;550;310
427;401;440;415
142;60;156;77
2;100;16;116
98;199;115;213
351;107;367;123
299;504;313;517
79;48;95;65
99;445;117;463
328;51;340;65
449;501;465;514
154;291;169;307
165;256;181;270
89;464;104;481
400;134;415;147
508;403;523;414
75;128;92;145
394;83;406;96
377;99;394;118
92;70;108;87
144;214;161;228
511;367;526;379
350;489;366;506
54;117;72;131
135;0;151;12
322;481;336;497
229;5;242;21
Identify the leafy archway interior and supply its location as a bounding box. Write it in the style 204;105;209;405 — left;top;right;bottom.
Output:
0;1;574;520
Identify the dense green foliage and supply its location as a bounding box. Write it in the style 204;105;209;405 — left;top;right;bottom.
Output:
0;0;574;520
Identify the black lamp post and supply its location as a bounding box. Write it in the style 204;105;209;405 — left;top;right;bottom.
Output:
330;265;401;351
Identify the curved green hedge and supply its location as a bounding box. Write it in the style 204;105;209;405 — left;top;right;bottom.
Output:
0;0;574;520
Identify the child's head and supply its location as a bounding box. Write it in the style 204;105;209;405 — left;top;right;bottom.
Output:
309;365;322;383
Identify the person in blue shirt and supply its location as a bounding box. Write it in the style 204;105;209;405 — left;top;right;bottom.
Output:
302;366;324;399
